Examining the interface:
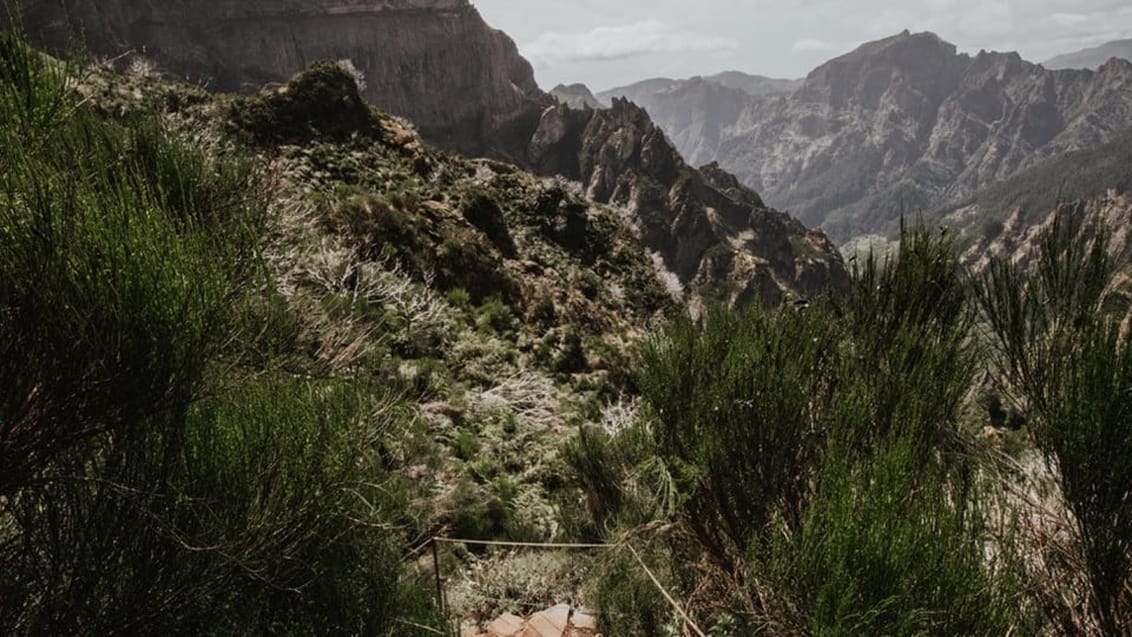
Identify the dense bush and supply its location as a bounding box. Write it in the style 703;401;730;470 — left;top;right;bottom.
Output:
572;226;1032;634
978;212;1132;633
0;28;439;634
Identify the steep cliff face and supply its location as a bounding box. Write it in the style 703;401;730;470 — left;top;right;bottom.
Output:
17;0;550;161
529;99;848;308
603;31;1132;243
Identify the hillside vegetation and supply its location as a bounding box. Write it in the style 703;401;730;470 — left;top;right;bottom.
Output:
2;27;1131;636
573;217;1132;635
0;28;670;634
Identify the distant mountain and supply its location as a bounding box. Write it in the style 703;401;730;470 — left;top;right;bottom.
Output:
600;71;801;102
736;32;1132;241
607;31;1132;242
549;83;606;109
593;73;800;168
1045;39;1132;70
695;71;803;97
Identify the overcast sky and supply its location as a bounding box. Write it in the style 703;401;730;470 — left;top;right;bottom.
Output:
470;0;1132;91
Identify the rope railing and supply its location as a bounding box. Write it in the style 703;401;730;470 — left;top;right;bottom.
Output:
424;534;708;637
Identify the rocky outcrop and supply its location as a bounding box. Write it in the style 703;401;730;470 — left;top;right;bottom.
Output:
17;0;551;161
600;31;1132;243
549;83;605;110
530;99;848;308
1045;38;1132;70
967;191;1132;327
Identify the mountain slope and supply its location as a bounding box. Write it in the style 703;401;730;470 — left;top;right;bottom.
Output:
729;32;1132;241
936;126;1132;251
16;0;551;162
16;0;844;307
1045;38;1132;70
529;98;847;308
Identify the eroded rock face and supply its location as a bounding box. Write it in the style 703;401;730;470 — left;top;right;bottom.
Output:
530;98;849;307
597;31;1132;243
18;0;550;161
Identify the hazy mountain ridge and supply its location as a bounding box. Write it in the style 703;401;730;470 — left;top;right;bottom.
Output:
549;83;606;109
1045;38;1132;70
596;72;801;167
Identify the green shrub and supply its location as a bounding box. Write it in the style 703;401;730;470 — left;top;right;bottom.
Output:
228;60;378;146
978;212;1132;633
0;30;440;634
1;375;431;634
580;225;1027;633
0;35;262;495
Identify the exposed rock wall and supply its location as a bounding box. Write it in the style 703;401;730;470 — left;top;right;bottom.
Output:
18;0;550;160
18;0;846;307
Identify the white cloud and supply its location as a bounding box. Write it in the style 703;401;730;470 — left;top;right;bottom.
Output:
791;38;839;53
1049;12;1090;27
472;0;1132;89
521;20;738;65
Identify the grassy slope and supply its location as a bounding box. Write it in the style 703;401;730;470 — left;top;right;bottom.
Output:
84;60;680;622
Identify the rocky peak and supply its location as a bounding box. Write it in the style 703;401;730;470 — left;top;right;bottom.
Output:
797;31;966;110
529;98;848;307
623;30;1132;243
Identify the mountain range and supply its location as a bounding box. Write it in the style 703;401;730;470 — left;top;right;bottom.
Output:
596;31;1132;243
14;0;845;306
16;2;1132;271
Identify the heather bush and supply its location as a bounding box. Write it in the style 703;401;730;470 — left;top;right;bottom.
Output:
0;27;439;634
978;211;1132;634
